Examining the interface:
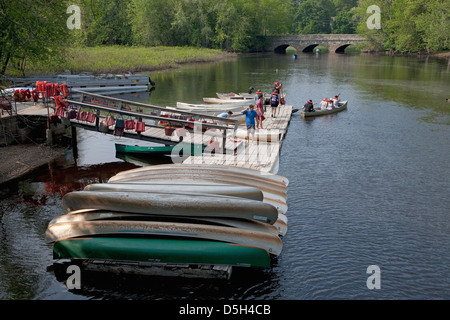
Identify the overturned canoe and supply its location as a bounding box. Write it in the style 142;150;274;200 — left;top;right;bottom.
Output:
111;163;289;187
84;182;264;201
52;237;273;268
62;191;279;225
48;210;280;236
46;220;283;255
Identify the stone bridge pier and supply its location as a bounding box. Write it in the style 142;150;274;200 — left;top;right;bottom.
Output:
267;34;366;54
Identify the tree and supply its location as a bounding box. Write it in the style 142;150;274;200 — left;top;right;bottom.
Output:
295;0;336;34
0;0;70;75
332;10;357;34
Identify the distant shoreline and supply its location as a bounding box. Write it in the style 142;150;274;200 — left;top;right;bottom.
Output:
7;46;237;77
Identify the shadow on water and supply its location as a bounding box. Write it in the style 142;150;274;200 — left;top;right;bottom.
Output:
48;259;281;300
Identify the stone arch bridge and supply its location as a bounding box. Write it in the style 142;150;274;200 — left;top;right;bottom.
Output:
267;34;366;54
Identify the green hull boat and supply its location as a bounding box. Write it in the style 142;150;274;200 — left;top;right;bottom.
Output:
115;143;204;155
53;237;271;268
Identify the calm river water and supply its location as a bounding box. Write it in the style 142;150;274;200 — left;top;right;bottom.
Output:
1;53;449;300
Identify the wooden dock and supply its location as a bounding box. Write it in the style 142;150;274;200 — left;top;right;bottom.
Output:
183;104;293;173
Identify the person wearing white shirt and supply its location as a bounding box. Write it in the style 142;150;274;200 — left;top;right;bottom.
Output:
320;98;328;110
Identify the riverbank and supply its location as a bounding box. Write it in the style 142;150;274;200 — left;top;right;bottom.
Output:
0;143;66;188
14;46;236;76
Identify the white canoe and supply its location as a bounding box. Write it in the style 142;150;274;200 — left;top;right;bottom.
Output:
84;183;264;201
107;176;287;203
62;191;279;225
48;210;280;236
112;164;289;187
45;220;283;255
84;182;287;213
203;97;255;104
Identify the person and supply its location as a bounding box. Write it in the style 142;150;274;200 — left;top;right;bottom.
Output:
320;98;328;110
254;89;262;103
218;111;233;118
332;95;340;107
327;98;334;110
302;99;314;112
241;104;258;144
273;81;282;92
270;89;280;117
256;93;265;129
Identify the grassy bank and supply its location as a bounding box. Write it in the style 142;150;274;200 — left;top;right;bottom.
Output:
22;46;236;75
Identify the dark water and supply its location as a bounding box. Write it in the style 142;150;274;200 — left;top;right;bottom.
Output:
0;53;449;300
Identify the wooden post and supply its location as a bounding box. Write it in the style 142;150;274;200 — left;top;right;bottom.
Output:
71;125;78;159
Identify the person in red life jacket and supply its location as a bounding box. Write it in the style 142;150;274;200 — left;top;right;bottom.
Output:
302;99;315;112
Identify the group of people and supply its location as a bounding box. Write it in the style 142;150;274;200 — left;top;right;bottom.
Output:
218;81;285;144
302;95;341;112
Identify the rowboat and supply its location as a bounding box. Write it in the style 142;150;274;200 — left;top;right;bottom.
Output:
84;182;264;201
62;191;280;225
176;102;247;111
301;100;348;118
115;143;204;156
45;220;283;255
52;237;272;268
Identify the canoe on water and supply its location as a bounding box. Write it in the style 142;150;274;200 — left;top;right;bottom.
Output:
115;143;204;156
301;100;348;118
62;191;280;225
45;220;283;255
52;237;272;268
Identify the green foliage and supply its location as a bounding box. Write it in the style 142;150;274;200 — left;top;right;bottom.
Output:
0;0;70;75
295;0;336;34
354;0;450;53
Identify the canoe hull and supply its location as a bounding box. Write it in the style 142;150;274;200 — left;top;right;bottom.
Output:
62;191;280;225
53;237;272;268
301;100;348;118
46;220;283;255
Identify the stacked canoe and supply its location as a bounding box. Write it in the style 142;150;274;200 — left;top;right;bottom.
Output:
45;164;288;271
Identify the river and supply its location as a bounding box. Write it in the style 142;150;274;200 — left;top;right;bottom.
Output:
0;52;449;300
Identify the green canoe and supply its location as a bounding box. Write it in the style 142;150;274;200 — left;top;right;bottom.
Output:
53;237;271;268
115;143;204;155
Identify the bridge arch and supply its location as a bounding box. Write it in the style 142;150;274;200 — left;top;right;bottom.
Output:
268;34;366;54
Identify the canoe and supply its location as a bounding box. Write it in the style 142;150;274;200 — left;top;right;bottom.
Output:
203;97;254;104
84;182;264;201
107;176;287;203
52;237;272;268
176;102;247;111
48;210;280;235
61;191;280;225
111;163;289;187
216;92;255;100
301;100;348;118
45;220;283;255
115;143;204;156
106;178;287;204
100;181;287;213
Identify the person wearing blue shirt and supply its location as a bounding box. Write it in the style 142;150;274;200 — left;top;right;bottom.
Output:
218;111;233;118
241;104;258;144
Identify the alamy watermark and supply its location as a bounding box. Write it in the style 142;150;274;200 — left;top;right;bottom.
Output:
366;265;381;289
67;5;81;30
366;5;381;30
